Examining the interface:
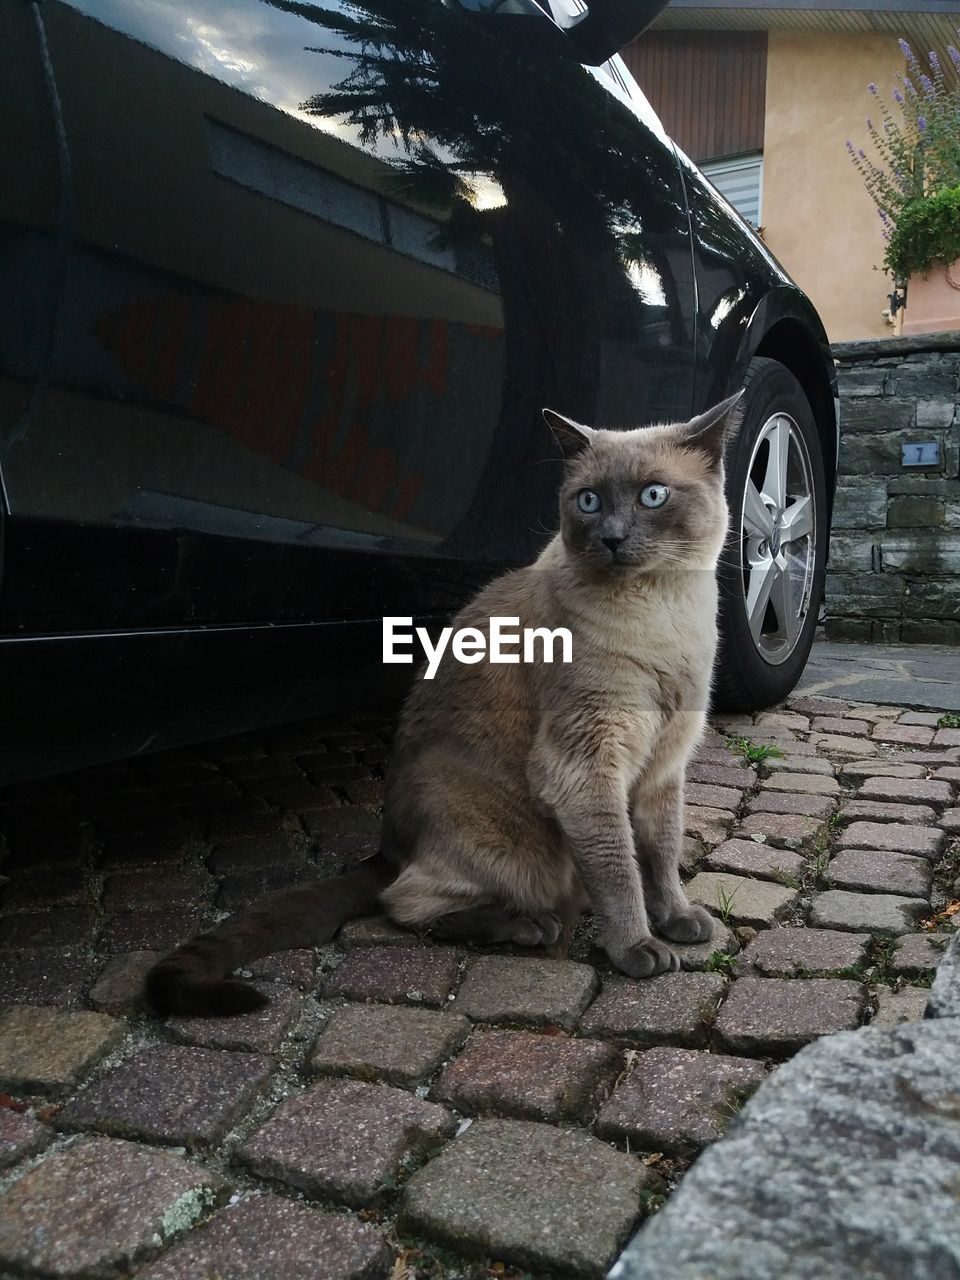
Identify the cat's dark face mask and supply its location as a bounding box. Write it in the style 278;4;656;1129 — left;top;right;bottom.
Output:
543;395;741;574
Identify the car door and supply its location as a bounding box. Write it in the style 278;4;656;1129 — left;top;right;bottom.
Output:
2;0;695;638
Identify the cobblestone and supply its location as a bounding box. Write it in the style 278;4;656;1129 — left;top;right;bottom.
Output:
671;918;738;971
839;760;926;780
713;977;866;1056
579;973;725;1048
685;763;753;790
838;821;945;859
2;692;958;1279
839;799;937;825
400;1119;645;1278
702;838;805;883
761;772;840;796
872;722;935;746
238;1079;453;1207
684;783;746;811
339;916;421;948
891;933;953;974
809;733;877;757
0;1137;226;1278
0;908;96;949
683;805;735;845
0;1109;52;1169
0;949;95;1007
812;715;868;735
809;890;927;935
433;1029;620;1123
247;949;318;988
685;872;797;927
89;951;160;1016
323;946;461;1008
167;984;303;1052
761;755;836;776
99;907;203;955
745;791;836;819
595;1047;766;1155
872;985;930;1026
736;813;825;848
310;1005;471;1087
58;1045;273;1148
452;956;598;1030
137;1195;391;1280
0;1006;124;1096
826;849;933;899
734;928;870;977
856;776;954;806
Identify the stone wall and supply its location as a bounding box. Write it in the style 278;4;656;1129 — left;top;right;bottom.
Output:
826;332;960;642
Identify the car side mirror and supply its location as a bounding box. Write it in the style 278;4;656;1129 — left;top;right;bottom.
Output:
451;0;670;67
561;0;672;64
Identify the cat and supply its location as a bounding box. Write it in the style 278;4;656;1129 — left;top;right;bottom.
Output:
145;391;741;1015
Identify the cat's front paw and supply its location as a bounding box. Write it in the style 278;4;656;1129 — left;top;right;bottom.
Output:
656;904;715;944
611;936;679;978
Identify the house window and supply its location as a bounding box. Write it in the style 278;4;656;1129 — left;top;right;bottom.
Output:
700;154;763;229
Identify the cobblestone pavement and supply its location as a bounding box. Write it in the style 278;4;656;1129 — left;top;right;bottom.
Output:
0;695;958;1279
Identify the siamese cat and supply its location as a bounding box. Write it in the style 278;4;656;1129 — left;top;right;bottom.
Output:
146;392;741;1015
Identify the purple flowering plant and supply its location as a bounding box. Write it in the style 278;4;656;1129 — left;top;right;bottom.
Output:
847;33;960;277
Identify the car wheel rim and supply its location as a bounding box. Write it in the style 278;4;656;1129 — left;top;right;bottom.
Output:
738;411;816;667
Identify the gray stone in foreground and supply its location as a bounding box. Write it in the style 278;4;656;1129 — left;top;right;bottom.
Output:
610;1017;960;1280
401;1118;645;1278
309;1004;471;1087
925;932;960;1019
809;890;927;936
595;1047;766;1155
136;1194;390;1280
713;977;865;1057
685;872;797;927
238;1078;453;1207
825;849;933;900
0;1136;226;1279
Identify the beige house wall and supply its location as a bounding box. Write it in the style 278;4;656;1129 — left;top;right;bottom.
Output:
762;32;905;342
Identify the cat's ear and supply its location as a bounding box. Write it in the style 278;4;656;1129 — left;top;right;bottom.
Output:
543;409;595;460
682;390;744;467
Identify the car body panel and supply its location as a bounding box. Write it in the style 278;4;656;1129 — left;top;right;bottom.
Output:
0;0;838;782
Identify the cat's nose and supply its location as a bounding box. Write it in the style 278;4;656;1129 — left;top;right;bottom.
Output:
602;535;625;553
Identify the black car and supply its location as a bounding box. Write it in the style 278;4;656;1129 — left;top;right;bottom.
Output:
0;0;838;783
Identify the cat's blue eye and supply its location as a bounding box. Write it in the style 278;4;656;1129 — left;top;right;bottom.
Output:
576;489;601;514
640;483;670;509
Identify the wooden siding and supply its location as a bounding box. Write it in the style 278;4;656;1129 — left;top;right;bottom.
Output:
622;31;767;164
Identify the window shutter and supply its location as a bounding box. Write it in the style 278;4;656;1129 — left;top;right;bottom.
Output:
700;154;763;229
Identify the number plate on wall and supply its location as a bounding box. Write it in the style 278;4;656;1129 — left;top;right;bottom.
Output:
901;441;940;467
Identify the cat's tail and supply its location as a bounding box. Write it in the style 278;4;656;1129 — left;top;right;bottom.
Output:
143;852;395;1016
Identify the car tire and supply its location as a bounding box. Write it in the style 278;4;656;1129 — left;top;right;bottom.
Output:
713;356;827;712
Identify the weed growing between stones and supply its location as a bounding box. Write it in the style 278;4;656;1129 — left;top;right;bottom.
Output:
937;713;960;729
726;737;784;765
704;951;736;975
